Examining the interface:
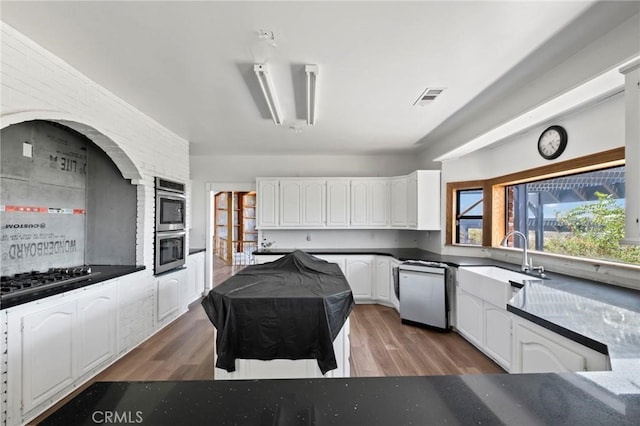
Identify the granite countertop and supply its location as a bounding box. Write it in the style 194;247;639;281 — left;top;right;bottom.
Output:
0;265;145;309
189;247;206;255
41;374;639;425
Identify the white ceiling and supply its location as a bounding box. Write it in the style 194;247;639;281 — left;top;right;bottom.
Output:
0;1;628;156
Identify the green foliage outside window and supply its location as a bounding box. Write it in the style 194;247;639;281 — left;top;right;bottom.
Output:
545;192;640;265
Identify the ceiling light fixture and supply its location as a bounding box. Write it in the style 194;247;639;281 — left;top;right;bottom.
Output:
254;63;283;125
305;64;319;125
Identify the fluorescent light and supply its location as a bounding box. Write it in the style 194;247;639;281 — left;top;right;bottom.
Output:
305;64;319;125
254;64;283;125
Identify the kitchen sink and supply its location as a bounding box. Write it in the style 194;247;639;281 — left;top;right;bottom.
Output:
460;266;544;284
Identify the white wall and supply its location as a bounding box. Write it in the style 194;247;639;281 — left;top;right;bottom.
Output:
1;23;190;269
189;154;419;249
424;93;639;289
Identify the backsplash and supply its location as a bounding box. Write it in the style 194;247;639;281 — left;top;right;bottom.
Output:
259;229;419;249
1;121;87;275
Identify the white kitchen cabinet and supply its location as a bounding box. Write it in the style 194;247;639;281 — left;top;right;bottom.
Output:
279;179;303;226
411;170;441;230
390;259;402;311
369;179;390;227
301;179;326;226
279;179;326;227
257;178;279;228
157;269;186;325
390;176;408;227
350;179;369;227
20;298;77;414
374;256;391;305
77;285;117;378
350;178;390;228
511;315;609;374
345;255;375;301
406;173;418;227
326;179;350;227
483;302;512;370
186;251;205;305
455;287;484;349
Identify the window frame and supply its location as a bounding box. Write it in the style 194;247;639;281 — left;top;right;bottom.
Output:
446;147;625;250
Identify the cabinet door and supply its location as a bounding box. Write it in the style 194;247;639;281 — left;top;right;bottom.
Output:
77;285;117;376
369;179;390;227
301;179;326;226
390;177;408;227
346;256;374;301
455;287;483;349
350;179;369;227
257;179;279;227
374;256;391;304
483;303;512;371
280;180;303;226
326;179;350;227
22;300;77;413
390;259;402;311
407;173;418;227
186;252;204;305
415;170;441;230
157;275;181;322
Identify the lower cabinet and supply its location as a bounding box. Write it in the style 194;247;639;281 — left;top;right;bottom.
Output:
455;287;484;350
345;255;375;301
77;285;117;377
186;252;205;305
456;286;513;371
374;256;391;305
7;282;117;423
156;268;187;326
511;316;609;373
483;303;512;370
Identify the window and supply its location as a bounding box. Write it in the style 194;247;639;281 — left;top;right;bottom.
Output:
446;148;639;266
505;165;640;265
455;188;483;245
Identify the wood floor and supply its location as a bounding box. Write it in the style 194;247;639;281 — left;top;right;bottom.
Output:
33;257;502;423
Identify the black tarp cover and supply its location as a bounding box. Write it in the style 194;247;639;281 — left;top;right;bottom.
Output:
201;250;354;374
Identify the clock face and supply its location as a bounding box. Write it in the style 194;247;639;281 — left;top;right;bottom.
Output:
537;126;567;160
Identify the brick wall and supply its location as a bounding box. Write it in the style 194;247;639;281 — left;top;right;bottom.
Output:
0;22;190;269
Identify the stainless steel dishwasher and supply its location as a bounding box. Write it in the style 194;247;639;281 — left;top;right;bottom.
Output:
398;262;449;331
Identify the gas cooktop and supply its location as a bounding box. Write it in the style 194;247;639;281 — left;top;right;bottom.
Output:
1;266;101;301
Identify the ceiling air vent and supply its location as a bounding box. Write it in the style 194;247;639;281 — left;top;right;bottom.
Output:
413;87;445;107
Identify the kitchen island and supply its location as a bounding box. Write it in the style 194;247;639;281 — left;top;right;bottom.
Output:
201;251;354;379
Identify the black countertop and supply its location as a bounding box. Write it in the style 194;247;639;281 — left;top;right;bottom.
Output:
41;374;639;425
0;265;145;309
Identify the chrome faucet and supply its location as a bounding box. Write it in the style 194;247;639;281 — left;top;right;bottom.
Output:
500;231;532;273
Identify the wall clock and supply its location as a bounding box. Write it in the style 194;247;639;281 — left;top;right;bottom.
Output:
537;125;567;160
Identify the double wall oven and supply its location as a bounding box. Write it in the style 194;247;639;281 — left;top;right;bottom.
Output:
155;177;186;274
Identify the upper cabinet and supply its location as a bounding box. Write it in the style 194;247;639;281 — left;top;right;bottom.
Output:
256;171;440;230
257;179;279;228
351;178;390;228
326;179;351;227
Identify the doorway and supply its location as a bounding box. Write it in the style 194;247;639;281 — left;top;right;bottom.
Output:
213;191;257;265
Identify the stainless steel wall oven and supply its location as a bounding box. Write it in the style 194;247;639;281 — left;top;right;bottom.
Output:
155;178;186;232
155;177;186;274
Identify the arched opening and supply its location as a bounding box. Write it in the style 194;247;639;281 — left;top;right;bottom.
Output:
1;119;141;276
